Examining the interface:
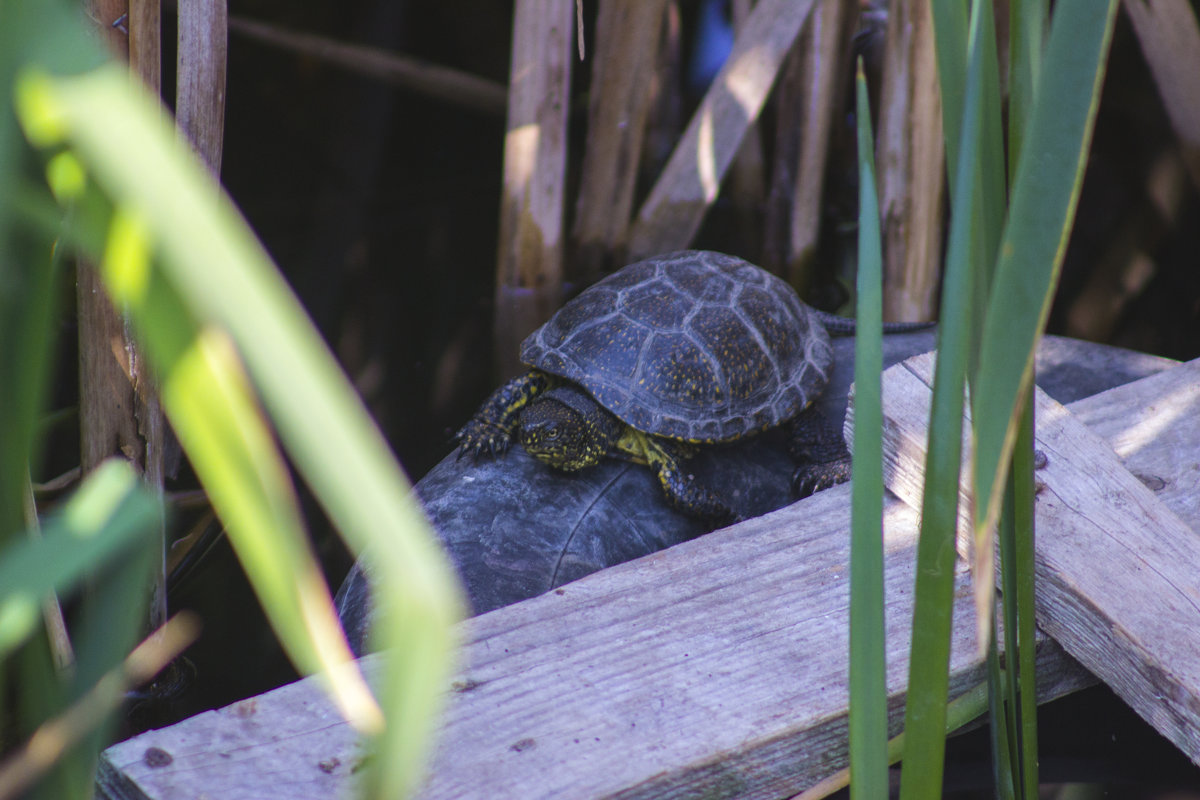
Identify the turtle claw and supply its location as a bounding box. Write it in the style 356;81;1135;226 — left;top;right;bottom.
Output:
792;458;852;498
455;417;515;462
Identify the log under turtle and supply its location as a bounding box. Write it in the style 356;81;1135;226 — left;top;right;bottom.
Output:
457;250;842;522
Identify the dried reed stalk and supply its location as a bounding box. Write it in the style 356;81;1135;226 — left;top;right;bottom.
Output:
627;0;816;260
764;0;859;290
80;0;168;631
1123;0;1200;192
571;0;668;278
227;15;507;116
177;0;227;174
494;0;573;379
875;0;944;322
723;0;768;262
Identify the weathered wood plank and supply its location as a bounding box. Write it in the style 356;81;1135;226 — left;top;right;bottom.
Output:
99;485;1088;800
873;353;1200;765
100;347;1194;800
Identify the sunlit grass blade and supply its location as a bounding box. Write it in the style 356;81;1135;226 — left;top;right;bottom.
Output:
897;0;996;794
17;63;465;798
971;0;1118;585
848;59;887;800
98;200;387;731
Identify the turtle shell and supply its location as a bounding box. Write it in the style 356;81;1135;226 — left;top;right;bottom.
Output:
520;250;834;443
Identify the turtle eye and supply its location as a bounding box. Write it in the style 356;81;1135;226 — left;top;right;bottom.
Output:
543;425;560;441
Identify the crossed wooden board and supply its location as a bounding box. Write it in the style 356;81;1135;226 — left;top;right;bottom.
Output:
99;346;1200;799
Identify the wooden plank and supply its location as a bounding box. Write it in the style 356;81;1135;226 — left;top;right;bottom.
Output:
100;348;1195;800
871;353;1200;765
626;0;816;259
98;484;1089;800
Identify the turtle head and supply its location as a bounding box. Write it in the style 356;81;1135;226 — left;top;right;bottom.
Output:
519;385;622;471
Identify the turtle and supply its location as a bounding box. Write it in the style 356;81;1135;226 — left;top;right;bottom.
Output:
457;250;853;523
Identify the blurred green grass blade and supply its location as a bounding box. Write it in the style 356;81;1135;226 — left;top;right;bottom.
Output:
898;0;996;794
972;0;1118;558
848;60;887;800
107;201;383;735
1008;0;1049;176
0;168;58;552
0;0;105;552
92;203;380;728
17;64;465;797
0;460;158;660
52;476;157;799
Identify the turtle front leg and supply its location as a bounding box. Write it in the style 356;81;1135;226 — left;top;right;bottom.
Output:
457;371;550;459
789;404;852;497
636;434;741;526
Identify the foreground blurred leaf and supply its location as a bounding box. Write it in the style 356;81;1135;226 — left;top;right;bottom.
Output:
0;461;157;660
17;63;464;798
0;614;198;800
0;459;158;798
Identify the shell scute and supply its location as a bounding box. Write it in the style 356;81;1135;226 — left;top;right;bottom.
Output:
521;250;833;442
